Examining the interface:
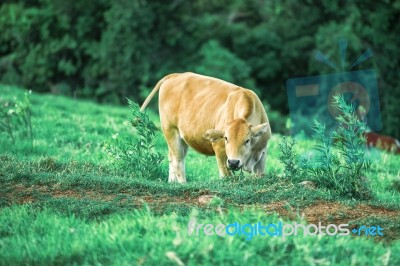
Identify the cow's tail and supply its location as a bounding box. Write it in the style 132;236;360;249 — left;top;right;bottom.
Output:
140;74;179;112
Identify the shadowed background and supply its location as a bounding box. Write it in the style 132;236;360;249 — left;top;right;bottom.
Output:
0;0;399;137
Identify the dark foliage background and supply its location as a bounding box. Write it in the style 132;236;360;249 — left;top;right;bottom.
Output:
0;0;399;137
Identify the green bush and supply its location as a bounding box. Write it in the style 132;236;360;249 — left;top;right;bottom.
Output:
194;40;255;89
0;1;108;95
278;136;300;181
0;90;33;150
105;100;164;180
279;95;371;198
0;1;399;137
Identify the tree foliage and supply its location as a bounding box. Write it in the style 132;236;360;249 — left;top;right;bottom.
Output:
0;0;399;137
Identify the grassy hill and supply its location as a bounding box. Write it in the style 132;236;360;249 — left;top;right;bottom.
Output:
1;85;400;265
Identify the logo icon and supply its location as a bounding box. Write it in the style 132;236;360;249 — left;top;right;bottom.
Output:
286;39;382;136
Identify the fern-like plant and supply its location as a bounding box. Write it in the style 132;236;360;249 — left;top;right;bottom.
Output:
278;136;301;182
331;95;371;196
278;95;372;198
0;90;33;150
106;99;164;180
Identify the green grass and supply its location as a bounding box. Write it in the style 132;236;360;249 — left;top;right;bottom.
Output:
1;206;399;266
1;85;400;265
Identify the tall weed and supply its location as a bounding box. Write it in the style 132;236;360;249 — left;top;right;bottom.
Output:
105;100;164;180
279;95;371;198
0;90;33;150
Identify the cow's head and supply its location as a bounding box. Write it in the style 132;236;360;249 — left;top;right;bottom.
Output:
203;119;270;171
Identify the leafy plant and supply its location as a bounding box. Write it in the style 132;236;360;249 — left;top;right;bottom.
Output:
332;95;371;178
279;95;372;198
106;99;164;180
278;136;300;181
307;121;343;191
0;100;15;144
0;90;33;150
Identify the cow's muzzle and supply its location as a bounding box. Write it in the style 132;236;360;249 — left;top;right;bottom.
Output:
227;159;242;171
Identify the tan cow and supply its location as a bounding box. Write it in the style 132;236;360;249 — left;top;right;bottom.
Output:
141;72;271;183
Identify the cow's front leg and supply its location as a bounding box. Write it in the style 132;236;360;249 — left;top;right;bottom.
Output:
213;144;231;178
215;153;230;178
165;129;188;183
253;150;266;176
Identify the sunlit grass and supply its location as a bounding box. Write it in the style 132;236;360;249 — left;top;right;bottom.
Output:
1;85;400;264
1;205;399;265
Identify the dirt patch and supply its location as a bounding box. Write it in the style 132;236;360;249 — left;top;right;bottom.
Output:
52;189;84;198
3;184;400;230
19;195;36;204
4;184;119;204
198;195;215;205
302;202;400;225
4;183;201;208
262;201;296;218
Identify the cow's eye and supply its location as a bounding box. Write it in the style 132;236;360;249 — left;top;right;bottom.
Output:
224;137;228;142
245;139;250;145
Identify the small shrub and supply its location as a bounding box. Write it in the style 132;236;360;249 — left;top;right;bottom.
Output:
0;90;33;150
106;99;164;180
307;121;343;191
279;95;372;198
278;136;300;182
332;95;371;180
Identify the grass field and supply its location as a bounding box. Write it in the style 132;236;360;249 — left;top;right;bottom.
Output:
1;85;400;265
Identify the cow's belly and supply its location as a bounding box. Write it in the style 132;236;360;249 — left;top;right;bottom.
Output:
182;133;215;155
177;90;229;156
177;114;217;155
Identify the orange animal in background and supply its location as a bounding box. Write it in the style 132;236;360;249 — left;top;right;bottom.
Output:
364;132;400;154
356;106;400;154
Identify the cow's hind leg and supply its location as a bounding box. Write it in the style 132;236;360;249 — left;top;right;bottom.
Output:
165;128;188;183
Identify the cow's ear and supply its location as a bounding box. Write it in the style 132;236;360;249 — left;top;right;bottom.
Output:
251;123;270;137
203;129;224;143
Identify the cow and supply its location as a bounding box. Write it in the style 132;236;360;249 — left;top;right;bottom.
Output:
355;106;400;154
140;72;271;183
365;132;400;154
